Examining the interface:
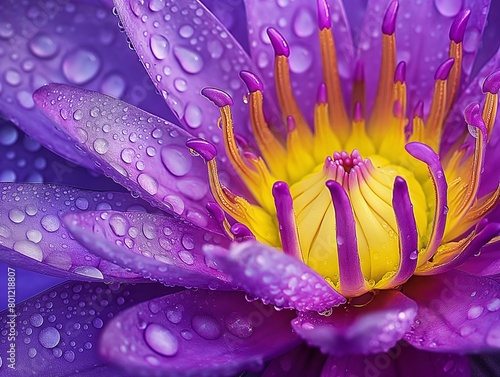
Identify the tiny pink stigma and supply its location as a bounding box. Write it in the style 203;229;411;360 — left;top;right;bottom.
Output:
449;9;471;43
394;61;406;83
434;58;455;81
267;27;290;57
382;0;399;35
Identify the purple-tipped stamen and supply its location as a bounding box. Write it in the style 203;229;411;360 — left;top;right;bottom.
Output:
405;142;448;261
394;61;406;83
267;27;290;57
464;102;488;140
449;9;471;43
434;58;455;81
240;70;263;93
272;181;302;260
317;83;327;104
230;223;256;242
390;177;418;286
326;180;365;296
483;70;500;94
201;87;234;107
382;0;399;35
186;138;217;161
317;0;331;30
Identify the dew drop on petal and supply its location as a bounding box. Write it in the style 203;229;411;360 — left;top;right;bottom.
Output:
434;0;463;17
225;312;253;338
138;174;159;195
292;7;315;38
29;33;59;58
73;266;104;279
178;250;194;265
30;313;44;328
9;208;25;223
13;241;43;261
173;46;203;74
100;73;126;98
144;323;179;356
62;48;101;84
288;46;312;74
109;214;129;236
93;138;109;155
38;327;61;349
150;34;169;60
41;214;60;232
161;145;192;176
184;102;202;129
191;314;222;340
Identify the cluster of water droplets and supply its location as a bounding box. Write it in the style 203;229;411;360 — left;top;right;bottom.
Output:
0;183;156;280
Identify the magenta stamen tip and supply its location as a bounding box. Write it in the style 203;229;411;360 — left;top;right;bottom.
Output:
317;83;327;104
382;0;399;35
267;27;290;57
483;70;500;94
317;0;331;30
354;102;363;122
463;102;481;126
272;181;290;198
287;115;296;132
239;70;263;93
201;87;234;107
354;60;364;82
434;58;455;81
394;61;406;83
449;9;471;43
206;202;225;223
186;138;217;161
231;223;255;241
413;101;424;119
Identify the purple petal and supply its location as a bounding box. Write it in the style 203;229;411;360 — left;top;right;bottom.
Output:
113;0;261;184
34;83;219;232
100;289;299;377
0;183;155;281
358;0;490;113
262;344;327;377
0;0;171;171
403;270;500;352
64;210;232;290
291;290;417;355
458;243;500;276
244;0;354;122
204;241;346;311
320;342;470;377
0;280;176;376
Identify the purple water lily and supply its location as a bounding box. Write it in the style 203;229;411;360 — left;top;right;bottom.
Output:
1;0;500;376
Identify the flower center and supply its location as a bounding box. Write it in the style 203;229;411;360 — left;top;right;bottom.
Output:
187;0;500;298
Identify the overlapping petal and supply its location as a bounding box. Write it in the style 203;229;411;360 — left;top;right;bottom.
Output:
64;210;232;290
0;183;154;281
291;291;417;355
99;289;299;377
205;241;346;311
0;281;176;376
0;0;171;170
358;0;490;112
244;0;354;120
404;270;500;352
262;344;327;377
33;83;220;231
320;343;470;376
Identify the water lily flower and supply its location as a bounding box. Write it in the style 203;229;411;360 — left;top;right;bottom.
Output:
1;0;500;376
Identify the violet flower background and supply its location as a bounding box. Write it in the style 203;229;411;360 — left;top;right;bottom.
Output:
1;0;500;376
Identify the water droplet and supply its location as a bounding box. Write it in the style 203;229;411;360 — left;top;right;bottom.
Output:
434;0;463;18
409;250;418;260
293;7;315;37
138;174;159;195
30;313;44;328
62;48;101;84
179;25;194;39
41;214;60;232
142;222;157;240
17;91;35;109
173;47;203;74
120;148;135;164
207;39;223;59
181;234;195;250
38;327;60;348
93;138;109;154
191;314;222;340
0;21;14;39
289;46;312;74
100;73;126;98
161;145;192;176
0;124;18;146
225;312;253;338
76;197;89;210
4;69;21;86
144;323;179;356
9;208;25;223
486;326;500;347
29;33;59;58
27;229;43;243
150;34;169;60
64;350;75;362
178;250;194;265
92;318;104;329
109;214;129;236
184;103;202;128
467;306;484;319
180;329;192;340
166;309;182;324
149;0;165;11
174;78;187;92
73;266;104;279
487;298;500;312
28;348;37;358
463;28;481;54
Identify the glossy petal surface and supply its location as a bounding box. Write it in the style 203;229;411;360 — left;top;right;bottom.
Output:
0;281;176;376
291;291;417;355
0;183;153;281
34;84;219;231
320;342;470;377
0;0;170;170
262;344;327;377
205;241;346;311
64;210;232;289
100;289;299;377
404;270;500;352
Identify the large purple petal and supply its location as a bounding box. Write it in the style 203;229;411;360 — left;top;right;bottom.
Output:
358;0;490;113
0;280;176;376
291;290;417;355
458;244;500;276
403;270;500;353
113;0;262;184
204;241;346;311
34;83;220;231
100;289;299;377
244;0;354;120
0;183;156;281
0;0;171;171
64;210;232;290
262;344;327;377
320;342;470;377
